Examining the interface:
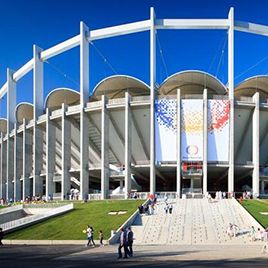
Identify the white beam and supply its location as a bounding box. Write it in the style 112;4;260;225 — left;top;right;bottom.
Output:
203;89;208;196
235;20;268;37
228;7;235;194
125;92;132;199
13;59;34;82
80;21;89;200
252;92;260;198
88;20;151;41
40;35;80;61
176;88;181;197
150;7;156;195
156;19;229;30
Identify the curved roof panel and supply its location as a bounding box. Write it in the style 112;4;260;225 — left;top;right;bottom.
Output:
45;88;80;111
0;118;7;133
15;102;33;124
159;70;227;96
235;75;268;98
92;75;150;100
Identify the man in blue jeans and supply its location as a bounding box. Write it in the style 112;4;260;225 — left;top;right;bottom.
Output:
118;228;129;259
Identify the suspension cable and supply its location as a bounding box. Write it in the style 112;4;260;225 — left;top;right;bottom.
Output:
89;41;117;75
215;34;228;79
234;55;268;81
44;60;80;87
156;31;169;79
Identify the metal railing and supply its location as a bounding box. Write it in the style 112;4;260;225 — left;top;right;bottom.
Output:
236;96;253;102
108;98;125;105
51;109;62;117
86;101;102;109
38;114;47;121
182;169;203;176
68;104;81;112
131;96;150;102
181;188;203;194
155;192;178;200
88;193;101;200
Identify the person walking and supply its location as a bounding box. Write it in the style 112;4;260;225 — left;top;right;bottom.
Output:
127;227;134;257
0;228;4;247
86;225;95;247
99;230;104;247
90;226;96;247
168;203;173;214
118;228;129;259
86;225;93;247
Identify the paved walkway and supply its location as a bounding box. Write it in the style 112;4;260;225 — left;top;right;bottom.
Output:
0;244;267;267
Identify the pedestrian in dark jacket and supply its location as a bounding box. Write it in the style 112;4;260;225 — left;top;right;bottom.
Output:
0;228;4;246
127;227;134;256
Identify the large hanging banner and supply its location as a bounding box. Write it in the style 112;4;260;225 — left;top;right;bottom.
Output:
155;99;177;162
208;100;230;162
181;100;203;161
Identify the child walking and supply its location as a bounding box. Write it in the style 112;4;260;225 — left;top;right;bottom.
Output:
99;230;104;246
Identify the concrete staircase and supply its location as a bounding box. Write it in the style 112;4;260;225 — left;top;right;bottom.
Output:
131;198;264;245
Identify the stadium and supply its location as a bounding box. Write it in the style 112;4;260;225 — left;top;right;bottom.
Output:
0;7;268;202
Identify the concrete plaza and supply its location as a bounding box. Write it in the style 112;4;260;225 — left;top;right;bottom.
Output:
0;244;267;268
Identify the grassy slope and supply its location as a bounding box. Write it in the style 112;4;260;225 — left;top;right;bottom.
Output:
241;199;268;228
6;200;144;240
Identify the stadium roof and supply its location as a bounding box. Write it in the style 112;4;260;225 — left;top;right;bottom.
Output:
45;88;80;111
15;102;33;124
159;70;227;96
0;118;7;133
91;75;150;100
235;75;268;98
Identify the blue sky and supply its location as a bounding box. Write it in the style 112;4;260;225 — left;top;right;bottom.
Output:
1;0;268;116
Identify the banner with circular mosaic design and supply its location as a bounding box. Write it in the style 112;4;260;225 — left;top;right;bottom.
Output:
181;100;203;161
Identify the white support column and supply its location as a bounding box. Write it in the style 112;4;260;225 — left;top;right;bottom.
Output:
228;7;235;195
61;104;71;200
22;119;32;200
252;92;260;198
150;7;156;194
101;95;109;200
80;21;89;200
203;88;208;196
7;68;16;201
46;109;56;201
125;92;132;199
0;138;2;198
0;133;7;199
33;45;44;197
176;88;181;197
14;124;23;201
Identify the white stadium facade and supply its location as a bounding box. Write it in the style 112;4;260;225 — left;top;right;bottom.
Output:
0;7;268;201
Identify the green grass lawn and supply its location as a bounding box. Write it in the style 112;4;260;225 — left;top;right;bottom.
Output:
241;199;268;228
6;199;144;240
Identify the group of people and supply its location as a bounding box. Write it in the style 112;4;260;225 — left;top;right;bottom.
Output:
118;227;134;259
85;225;104;247
138;197;157;216
249;226;268;242
227;223;240;238
164;202;173;214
